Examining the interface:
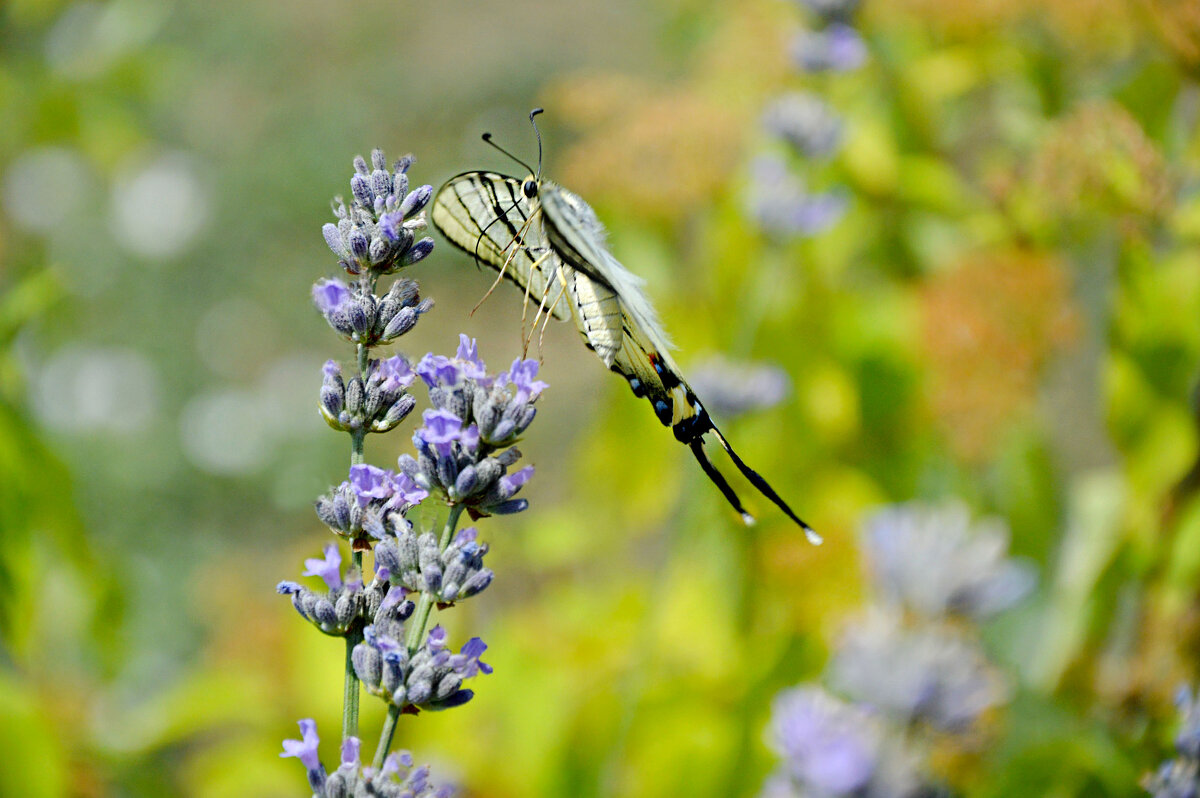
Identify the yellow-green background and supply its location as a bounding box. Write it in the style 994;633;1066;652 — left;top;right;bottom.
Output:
2;0;1199;794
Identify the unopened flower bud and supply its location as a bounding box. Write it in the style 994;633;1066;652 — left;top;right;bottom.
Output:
374;394;416;433
351;174;372;206
345;378;364;414
383;306;418;339
353;642;383;688
404;237;435;266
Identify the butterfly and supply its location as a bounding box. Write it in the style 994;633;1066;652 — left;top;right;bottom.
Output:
431;109;819;543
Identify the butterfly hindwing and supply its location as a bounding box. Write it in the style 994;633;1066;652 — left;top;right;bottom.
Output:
431;171;570;320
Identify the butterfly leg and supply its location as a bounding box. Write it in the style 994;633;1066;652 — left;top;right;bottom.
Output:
471;210;543;317
523;255;564;358
470;253;514;316
534;278;568;362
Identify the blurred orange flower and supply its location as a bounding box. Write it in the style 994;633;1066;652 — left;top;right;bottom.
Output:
542;75;746;224
539;1;796;224
921;251;1081;462
868;0;1139;51
1140;0;1200;73
1031;100;1173;229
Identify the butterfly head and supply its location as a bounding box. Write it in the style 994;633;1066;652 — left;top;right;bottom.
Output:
522;177;539;198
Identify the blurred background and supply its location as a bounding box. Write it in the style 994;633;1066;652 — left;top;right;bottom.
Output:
3;0;1200;795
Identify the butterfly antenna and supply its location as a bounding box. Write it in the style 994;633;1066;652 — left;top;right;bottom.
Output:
529;107;545;180
481;132;536;175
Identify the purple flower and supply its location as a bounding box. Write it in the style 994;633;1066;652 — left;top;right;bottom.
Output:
791;0;860;22
1176;687;1200;759
379;210;405;242
380;584;410;613
377;355;415;393
376;752;405;781
427;624;449;654
499;465;534;495
452;637;493;678
312;278;352;314
388;470;429;509
341;737;361;768
829;608;1007;731
418;408;464;453
686;356;792;418
459;423;480;452
456;334;488;380
281;718;322;772
350;463;394;505
363;624;405;656
302;543;343;591
416;354;463;388
500;358;548;404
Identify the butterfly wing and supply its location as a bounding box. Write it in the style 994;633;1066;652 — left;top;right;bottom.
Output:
544;185;818;539
431;171;570;320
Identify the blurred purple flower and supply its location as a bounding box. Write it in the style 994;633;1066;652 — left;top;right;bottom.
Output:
748;155;848;237
766;687;921;797
687;356;792;418
791;23;867;72
863;502;1036;620
763;92;844;158
830;608;1008;731
1145;686;1200;797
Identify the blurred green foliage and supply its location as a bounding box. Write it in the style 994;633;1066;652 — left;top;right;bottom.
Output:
2;0;1200;795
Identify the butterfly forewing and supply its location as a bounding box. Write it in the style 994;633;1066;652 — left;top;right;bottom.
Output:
431;171;570;320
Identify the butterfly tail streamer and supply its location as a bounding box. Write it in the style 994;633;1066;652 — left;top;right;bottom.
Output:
688;439;757;527
702;420;823;545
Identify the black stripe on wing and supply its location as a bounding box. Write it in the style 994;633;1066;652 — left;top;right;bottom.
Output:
432;171;531;266
431;171;569;321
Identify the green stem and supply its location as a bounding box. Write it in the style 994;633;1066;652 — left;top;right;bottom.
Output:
373;704;403;770
357;341;369;376
342;631;361;740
